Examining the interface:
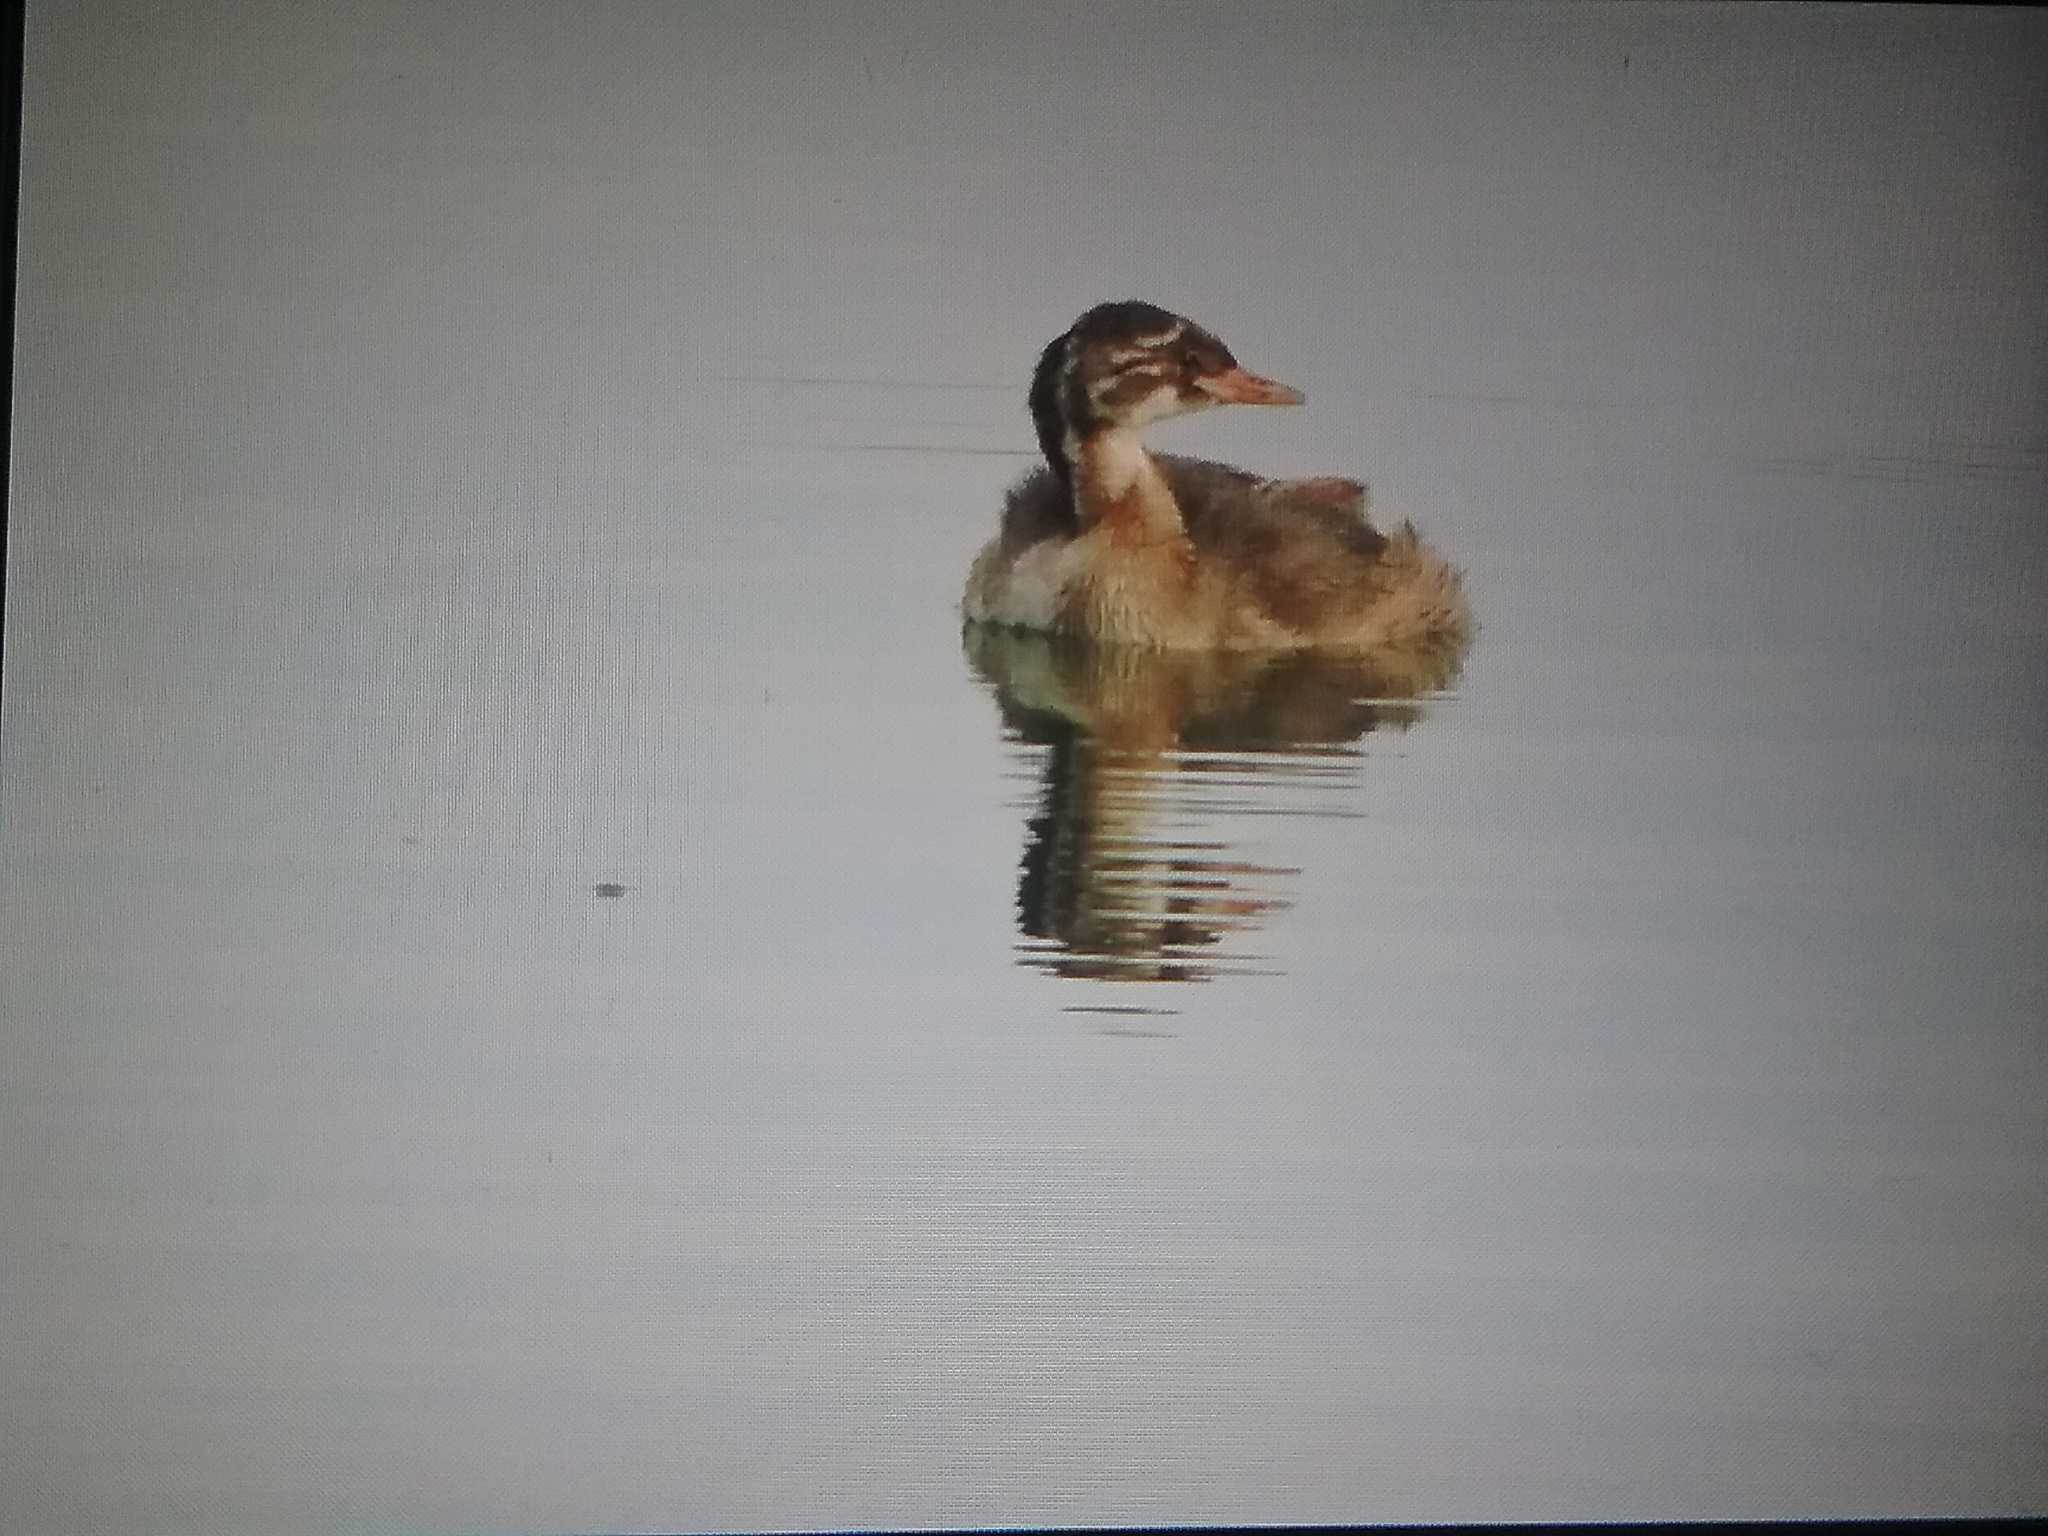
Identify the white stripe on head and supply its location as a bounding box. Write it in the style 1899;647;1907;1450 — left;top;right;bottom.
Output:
1101;321;1186;369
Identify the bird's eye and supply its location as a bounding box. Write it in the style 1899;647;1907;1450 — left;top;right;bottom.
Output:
1179;350;1203;374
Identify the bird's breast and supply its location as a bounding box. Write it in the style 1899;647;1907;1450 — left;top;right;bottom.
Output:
1053;535;1198;646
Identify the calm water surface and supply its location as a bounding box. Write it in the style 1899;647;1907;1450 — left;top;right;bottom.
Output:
5;3;2046;1530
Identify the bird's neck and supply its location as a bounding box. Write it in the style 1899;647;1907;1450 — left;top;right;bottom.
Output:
1072;428;1184;545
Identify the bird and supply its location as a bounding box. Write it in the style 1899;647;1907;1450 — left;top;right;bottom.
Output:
962;300;1470;653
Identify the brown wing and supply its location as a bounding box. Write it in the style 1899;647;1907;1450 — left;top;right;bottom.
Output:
1159;454;1390;632
1160;454;1383;557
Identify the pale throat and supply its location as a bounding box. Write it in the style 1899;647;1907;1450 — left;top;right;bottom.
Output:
1073;427;1182;538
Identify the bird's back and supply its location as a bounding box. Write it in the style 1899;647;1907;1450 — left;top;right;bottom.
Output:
997;454;1379;550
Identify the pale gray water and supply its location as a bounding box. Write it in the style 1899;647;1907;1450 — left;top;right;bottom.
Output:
5;2;2046;1529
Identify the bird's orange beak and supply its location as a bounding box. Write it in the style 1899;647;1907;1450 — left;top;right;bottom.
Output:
1198;366;1305;406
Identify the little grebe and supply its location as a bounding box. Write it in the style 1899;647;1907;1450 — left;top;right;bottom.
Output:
962;301;1470;652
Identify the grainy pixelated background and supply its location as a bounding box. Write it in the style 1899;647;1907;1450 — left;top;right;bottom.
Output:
5;2;2045;1528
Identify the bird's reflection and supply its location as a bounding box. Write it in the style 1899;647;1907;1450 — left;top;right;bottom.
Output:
964;625;1465;984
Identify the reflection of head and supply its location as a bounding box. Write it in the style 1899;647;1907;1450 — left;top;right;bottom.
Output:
965;628;1464;983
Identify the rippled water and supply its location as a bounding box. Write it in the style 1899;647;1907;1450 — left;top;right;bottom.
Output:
967;628;1462;986
5;3;2046;1530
